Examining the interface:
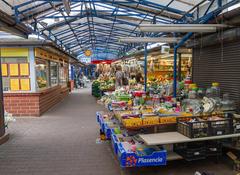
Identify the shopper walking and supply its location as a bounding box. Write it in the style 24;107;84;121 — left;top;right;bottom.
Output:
135;70;144;84
115;66;123;88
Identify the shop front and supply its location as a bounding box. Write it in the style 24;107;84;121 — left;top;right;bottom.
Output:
1;47;70;116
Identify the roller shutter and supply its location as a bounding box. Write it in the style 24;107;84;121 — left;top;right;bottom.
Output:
192;40;240;108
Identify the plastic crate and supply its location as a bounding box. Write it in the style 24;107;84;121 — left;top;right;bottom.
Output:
117;143;167;167
104;122;119;140
233;122;240;133
96;112;102;124
174;142;206;161
208;117;233;136
177;117;209;138
96;112;105;131
111;133;132;155
111;133;120;155
206;141;222;157
232;113;240;133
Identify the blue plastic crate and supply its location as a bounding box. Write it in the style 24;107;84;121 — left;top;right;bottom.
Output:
96;112;101;124
103;123;112;140
117;143;167;167
111;133;119;155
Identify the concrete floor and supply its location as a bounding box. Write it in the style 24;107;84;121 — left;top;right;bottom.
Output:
0;88;236;175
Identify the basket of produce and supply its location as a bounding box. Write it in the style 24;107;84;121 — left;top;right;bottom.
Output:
116;95;131;102
208;115;233;136
177;116;209;138
142;114;160;126
117;142;167;167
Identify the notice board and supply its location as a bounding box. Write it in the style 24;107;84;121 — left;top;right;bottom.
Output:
10;78;20;91
20;63;29;76
20;79;30;91
9;64;19;76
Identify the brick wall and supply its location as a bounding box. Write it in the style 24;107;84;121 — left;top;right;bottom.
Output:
4;86;69;117
39;85;69;115
4;93;40;116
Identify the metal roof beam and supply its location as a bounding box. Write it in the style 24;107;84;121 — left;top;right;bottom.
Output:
29;0;188;16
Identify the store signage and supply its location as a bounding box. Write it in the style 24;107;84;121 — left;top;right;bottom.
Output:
123;151;167;167
138;157;164;163
91;60;113;64
161;45;170;54
80;57;91;64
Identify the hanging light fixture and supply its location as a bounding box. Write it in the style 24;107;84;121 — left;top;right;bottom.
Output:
139;24;228;33
118;37;180;43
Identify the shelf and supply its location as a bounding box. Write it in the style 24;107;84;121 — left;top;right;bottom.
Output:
167;151;183;161
139;132;240;146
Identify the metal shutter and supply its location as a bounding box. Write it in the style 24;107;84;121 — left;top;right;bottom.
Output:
192;40;240;108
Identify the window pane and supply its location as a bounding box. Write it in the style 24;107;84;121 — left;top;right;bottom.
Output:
50;62;58;86
2;77;10;91
36;59;48;89
59;63;68;86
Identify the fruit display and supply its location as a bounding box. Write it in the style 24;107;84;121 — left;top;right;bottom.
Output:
92;80;101;97
92;77;115;97
37;77;47;88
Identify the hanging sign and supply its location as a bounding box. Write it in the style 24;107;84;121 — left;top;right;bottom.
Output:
161;45;170;54
84;50;92;57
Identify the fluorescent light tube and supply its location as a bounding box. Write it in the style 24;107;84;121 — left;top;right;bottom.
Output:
139;24;227;33
119;37;180;43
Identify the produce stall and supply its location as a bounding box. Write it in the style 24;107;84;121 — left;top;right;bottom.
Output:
95;81;238;168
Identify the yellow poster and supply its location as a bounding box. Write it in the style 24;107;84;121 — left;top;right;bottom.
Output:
20;79;30;91
9;64;19;76
10;78;20;91
20;63;29;76
1;64;8;76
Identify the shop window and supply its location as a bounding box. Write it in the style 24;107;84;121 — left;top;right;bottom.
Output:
50;61;58;86
59;63;68;86
35;59;49;89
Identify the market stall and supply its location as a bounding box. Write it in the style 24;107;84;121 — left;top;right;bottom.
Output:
95;81;238;167
0;47;72;116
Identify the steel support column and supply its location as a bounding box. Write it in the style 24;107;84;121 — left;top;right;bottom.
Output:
178;53;182;82
0;50;5;137
144;43;148;92
173;47;178;98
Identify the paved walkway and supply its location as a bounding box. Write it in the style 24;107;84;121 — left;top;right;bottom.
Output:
0;89;235;175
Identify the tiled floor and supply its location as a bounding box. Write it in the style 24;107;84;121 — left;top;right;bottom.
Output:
0;89;236;175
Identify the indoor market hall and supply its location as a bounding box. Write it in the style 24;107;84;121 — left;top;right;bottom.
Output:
1;1;240;175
